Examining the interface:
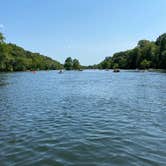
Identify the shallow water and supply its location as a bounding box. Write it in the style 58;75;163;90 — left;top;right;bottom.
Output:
0;70;166;166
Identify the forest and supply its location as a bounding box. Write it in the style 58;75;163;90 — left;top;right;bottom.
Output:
1;32;166;71
0;32;62;71
95;33;166;69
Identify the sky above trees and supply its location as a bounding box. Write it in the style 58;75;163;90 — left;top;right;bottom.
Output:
0;0;166;65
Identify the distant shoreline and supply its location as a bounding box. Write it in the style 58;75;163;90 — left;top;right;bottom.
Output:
0;68;166;74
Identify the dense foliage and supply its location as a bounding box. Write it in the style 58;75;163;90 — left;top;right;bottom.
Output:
1;32;166;71
64;57;81;70
0;33;62;71
97;33;166;69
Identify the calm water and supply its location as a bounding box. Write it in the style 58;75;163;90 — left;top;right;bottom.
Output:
0;70;166;166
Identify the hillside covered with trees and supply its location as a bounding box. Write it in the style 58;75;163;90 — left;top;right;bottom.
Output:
0;33;62;71
1;32;166;72
95;33;166;70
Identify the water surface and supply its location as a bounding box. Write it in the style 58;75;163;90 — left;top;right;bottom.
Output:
0;70;166;166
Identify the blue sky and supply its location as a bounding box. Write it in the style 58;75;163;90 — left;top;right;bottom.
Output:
0;0;166;65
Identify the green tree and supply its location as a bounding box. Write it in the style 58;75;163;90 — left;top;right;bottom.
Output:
0;32;5;43
94;33;166;70
140;59;151;69
73;58;80;70
156;33;166;52
64;57;73;70
0;32;62;71
113;63;119;69
156;33;166;68
137;40;151;48
160;50;166;69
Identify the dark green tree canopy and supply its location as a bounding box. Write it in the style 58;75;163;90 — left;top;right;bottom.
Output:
64;57;73;70
95;33;166;69
1;32;166;71
156;33;166;50
73;59;80;70
137;40;151;48
0;33;62;71
64;57;81;70
0;32;5;43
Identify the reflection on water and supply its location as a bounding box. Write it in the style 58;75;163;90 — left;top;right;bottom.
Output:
0;74;10;86
0;82;8;86
0;70;166;166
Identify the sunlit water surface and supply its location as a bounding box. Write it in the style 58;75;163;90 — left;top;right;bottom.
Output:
0;70;166;166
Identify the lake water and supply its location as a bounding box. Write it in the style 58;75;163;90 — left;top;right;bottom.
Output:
0;70;166;166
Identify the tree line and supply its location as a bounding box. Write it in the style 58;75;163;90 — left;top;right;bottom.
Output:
94;33;166;69
0;32;82;72
1;32;166;71
0;32;62;71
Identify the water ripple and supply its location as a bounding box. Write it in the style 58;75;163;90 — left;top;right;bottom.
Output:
0;70;166;165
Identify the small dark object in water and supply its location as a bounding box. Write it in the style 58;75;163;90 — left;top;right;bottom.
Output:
58;70;63;74
113;69;120;72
